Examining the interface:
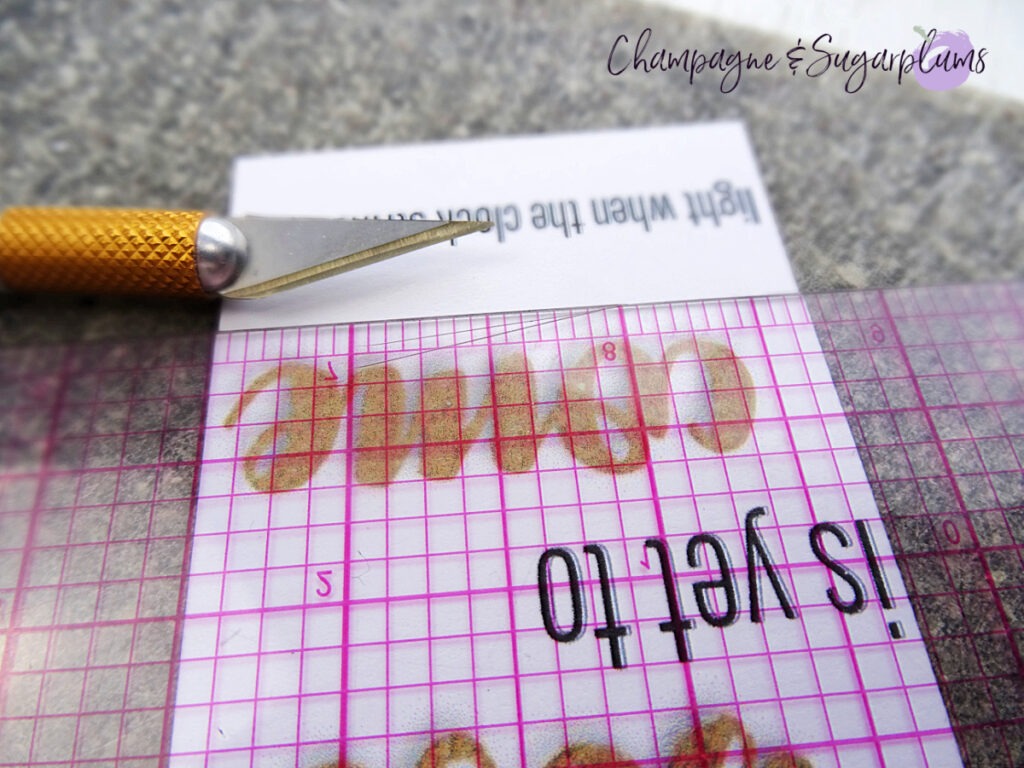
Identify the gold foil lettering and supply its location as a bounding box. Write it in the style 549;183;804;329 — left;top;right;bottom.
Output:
228;335;758;490
224;362;344;493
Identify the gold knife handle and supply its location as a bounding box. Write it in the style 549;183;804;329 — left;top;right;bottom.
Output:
0;208;211;298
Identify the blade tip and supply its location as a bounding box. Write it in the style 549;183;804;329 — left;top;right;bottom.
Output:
451;220;492;234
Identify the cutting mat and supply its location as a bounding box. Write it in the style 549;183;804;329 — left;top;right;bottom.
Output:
0;282;1021;766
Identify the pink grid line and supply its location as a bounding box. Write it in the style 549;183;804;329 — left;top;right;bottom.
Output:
337;323;356;765
482;313;528;765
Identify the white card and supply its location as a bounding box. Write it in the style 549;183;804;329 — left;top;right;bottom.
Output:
224;122;797;331
171;297;959;767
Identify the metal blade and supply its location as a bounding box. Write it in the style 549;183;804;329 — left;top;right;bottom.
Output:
221;217;489;299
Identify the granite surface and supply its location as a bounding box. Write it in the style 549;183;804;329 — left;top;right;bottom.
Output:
1;0;1021;313
0;1;1022;766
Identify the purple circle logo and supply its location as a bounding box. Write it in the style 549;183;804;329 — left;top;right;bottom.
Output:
913;28;975;91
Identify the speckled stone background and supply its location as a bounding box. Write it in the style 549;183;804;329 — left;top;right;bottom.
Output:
0;1;1021;766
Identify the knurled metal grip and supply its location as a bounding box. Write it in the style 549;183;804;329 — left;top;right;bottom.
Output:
0;208;210;298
